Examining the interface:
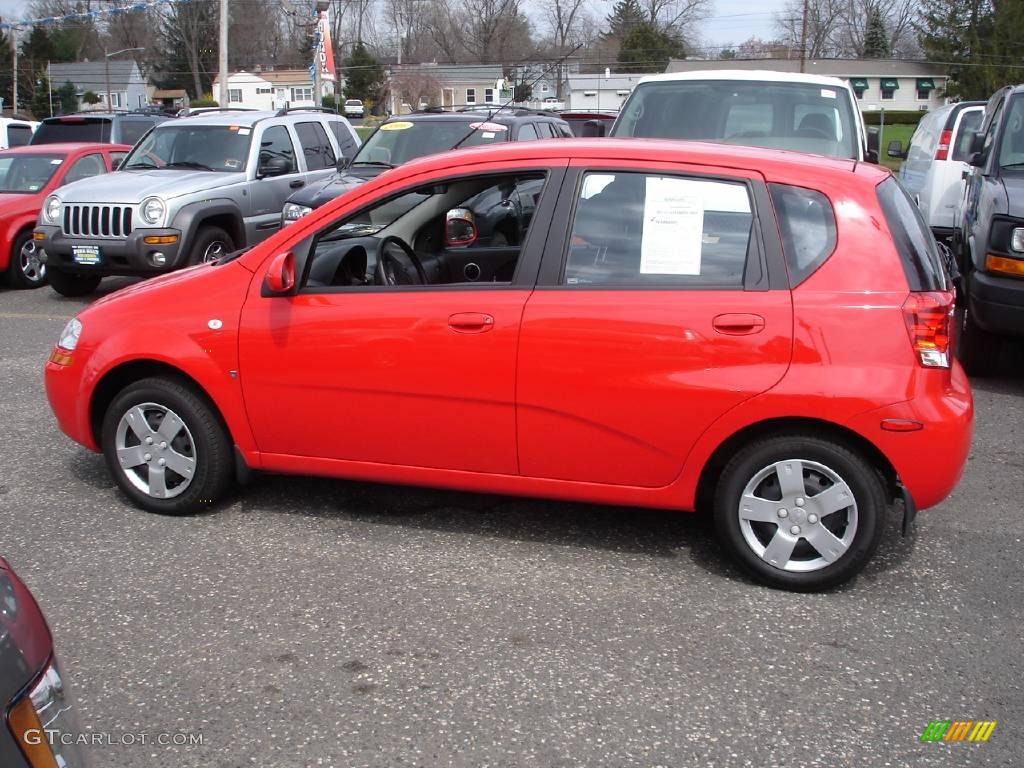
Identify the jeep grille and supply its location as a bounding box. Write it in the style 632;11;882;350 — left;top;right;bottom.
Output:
62;204;133;238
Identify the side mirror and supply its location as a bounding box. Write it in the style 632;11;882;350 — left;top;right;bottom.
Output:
969;130;985;156
263;251;295;295
445;208;477;247
335;156;351;172
886;140;905;159
111;158;122;170
259;155;292;178
581;120;607;138
866;126;880;153
969;152;985;168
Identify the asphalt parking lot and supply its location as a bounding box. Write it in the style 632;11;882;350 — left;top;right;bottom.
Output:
2;280;1022;768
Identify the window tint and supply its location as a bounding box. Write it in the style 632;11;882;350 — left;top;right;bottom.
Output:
876;177;949;291
7;125;32;146
116;119;154;146
952;109;983;161
295;121;337;170
259;125;296;173
564;171;753;286
768;183;837;285
63;154;107;184
31;118;111;144
329;121;359;159
517;123;539;141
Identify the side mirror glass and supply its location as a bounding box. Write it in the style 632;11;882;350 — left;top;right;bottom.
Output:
969;152;985;168
581;120;607;138
866;126;880;154
445;208;477;247
969;131;985;156
886;140;904;159
335;156;351;172
111;158;122;170
263;251;295;295
259;155;292;178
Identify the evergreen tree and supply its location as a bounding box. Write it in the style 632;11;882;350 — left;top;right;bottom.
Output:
0;30;12;111
616;22;685;72
862;8;891;57
30;71;54;119
917;0;1012;100
56;80;78;114
342;42;383;106
602;0;645;41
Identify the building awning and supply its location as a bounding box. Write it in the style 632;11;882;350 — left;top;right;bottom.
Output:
849;77;869;92
880;78;900;91
916;78;935;91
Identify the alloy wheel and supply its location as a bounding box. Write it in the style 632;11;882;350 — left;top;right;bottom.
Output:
114;402;197;499
19;240;46;284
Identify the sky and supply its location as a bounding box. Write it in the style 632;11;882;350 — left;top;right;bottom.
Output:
1;0;783;48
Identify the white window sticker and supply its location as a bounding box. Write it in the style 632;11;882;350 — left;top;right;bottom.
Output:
821;89;837;99
237;127;251;136
640;176;704;275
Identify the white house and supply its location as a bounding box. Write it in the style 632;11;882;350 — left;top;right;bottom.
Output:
212;69;335;110
566;73;648;112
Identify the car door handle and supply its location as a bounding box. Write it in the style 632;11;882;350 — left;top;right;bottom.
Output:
448;312;495;333
289;179;305;189
712;313;765;335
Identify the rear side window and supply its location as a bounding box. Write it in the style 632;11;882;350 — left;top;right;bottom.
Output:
116;119;154;146
7;125;32;146
329;121;359;160
768;183;837;286
32;118;111;144
875;177;949;291
296;121;337;170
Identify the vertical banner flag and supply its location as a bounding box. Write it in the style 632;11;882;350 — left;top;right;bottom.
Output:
317;10;336;79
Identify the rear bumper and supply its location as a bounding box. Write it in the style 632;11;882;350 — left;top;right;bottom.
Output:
35;224;184;276
969;270;1024;339
845;364;973;512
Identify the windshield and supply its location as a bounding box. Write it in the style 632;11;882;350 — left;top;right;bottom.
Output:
352;119;508;167
0;154;63;193
997;95;1024;169
611;79;860;160
31;118;111;144
122;124;253;172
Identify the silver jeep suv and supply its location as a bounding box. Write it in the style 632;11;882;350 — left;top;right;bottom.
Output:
35;107;360;296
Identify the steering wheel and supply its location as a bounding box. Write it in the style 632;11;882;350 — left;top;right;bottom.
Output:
374;235;427;286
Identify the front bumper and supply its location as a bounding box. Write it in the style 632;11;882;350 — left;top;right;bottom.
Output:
45;358;98;452
35;224;185;276
969;269;1024;339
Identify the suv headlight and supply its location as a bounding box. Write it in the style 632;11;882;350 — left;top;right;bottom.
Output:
9;661;89;768
282;203;313;223
1011;227;1024;253
140;197;166;226
43;195;61;224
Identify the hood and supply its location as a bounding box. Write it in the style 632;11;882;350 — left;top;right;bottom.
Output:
55;169;245;204
287;166;382;210
1000;171;1024;217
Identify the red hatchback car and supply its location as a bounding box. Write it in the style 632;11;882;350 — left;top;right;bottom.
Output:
43;140;972;591
0;143;130;288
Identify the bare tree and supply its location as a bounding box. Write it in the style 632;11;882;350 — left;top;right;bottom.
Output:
640;0;712;37
538;0;591;96
775;0;847;57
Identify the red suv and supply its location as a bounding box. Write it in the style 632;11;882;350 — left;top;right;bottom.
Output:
43;140;972;591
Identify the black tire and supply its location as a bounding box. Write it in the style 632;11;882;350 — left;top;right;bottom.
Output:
187;226;235;266
713;435;886;592
957;301;1000;377
6;230;48;289
101;377;234;515
48;269;101;297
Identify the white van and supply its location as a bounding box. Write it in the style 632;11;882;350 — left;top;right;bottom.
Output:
0;118;39;149
890;101;986;241
603;70;874;162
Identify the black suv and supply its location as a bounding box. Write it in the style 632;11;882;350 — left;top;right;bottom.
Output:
282;108;574;224
30;112;170;147
955;84;1024;375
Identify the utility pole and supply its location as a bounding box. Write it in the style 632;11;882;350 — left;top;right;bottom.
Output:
218;0;229;106
11;28;17;114
799;0;809;73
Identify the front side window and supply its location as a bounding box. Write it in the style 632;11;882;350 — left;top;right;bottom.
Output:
121;124;254;172
295;121;336;170
563;171;754;287
996;95;1024;169
0;154;63;193
352;119;508;168
303;172;548;289
258;125;297;174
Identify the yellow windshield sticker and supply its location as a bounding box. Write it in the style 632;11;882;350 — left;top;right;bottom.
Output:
380;121;414;131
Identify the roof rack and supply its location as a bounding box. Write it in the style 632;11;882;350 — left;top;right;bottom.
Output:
274;105;338;116
414;106;450;114
180;107;256;116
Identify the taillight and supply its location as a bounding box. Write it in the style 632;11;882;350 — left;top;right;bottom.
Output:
902;291;954;367
935;129;953;160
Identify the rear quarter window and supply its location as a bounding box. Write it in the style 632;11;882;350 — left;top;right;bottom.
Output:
875;177;949;291
768;183;837;285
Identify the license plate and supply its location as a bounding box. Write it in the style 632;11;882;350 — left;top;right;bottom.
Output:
72;245;101;265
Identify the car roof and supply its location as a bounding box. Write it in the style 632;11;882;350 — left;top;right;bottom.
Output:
637;69;854;89
40;113;161;122
174;110;345;127
0;142;131;155
390;110;563;123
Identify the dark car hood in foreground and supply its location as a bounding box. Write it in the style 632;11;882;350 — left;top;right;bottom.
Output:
286;165;387;210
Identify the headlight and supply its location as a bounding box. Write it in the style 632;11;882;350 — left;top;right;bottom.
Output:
8;661;89;768
282;203;313;223
140;197;166;226
43;196;61;224
57;317;82;351
1011;227;1024;253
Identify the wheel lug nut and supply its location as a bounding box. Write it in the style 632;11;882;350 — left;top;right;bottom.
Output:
158;458;166;467
145;437;153;445
795;497;805;507
160;441;168;449
777;508;788;518
143;453;152;461
808;513;818;524
790;525;801;535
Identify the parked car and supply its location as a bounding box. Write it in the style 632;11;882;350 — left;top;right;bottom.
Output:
592;70;877;162
43;139;972;592
954;84;1024;375
0;117;39;149
890;101;986;243
34;108;361;296
0;556;89;767
559;110;617;137
30;112;169;147
282;108;573;224
1;142;130;288
344;99;365;118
